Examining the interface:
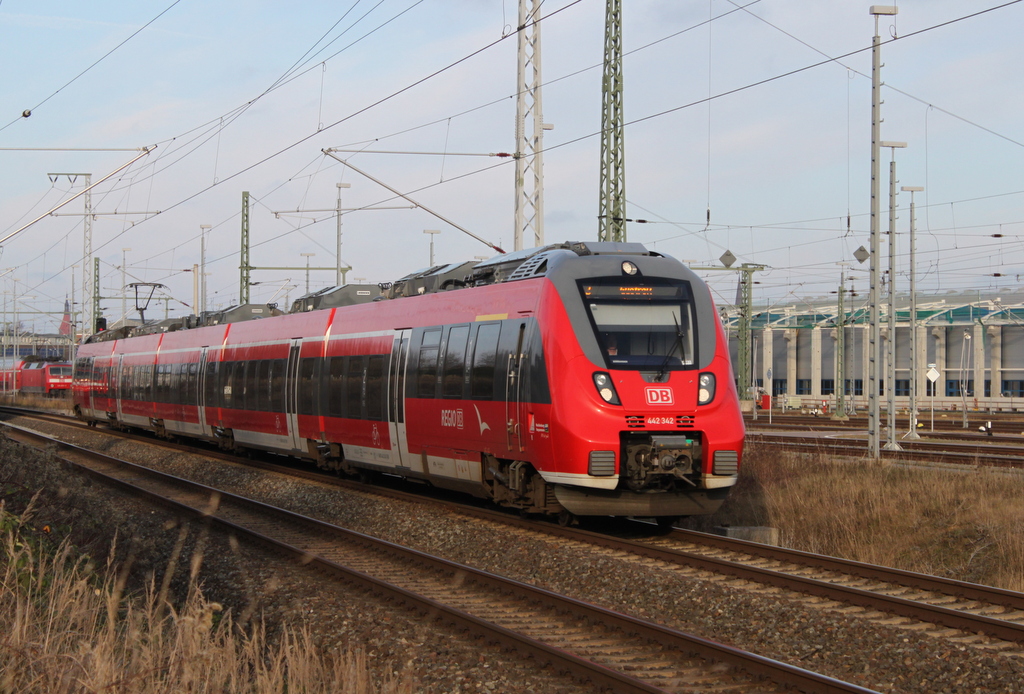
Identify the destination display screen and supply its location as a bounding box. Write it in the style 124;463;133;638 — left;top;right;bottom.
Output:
582;284;687;300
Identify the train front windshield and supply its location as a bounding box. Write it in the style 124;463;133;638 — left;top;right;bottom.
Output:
581;281;696;370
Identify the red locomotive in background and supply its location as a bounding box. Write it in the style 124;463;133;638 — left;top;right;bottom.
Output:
73;241;745;523
1;359;73;396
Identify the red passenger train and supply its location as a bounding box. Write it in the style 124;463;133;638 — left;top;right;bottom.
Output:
72;242;745;522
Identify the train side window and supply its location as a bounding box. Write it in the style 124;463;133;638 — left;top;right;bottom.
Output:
239;361;252;410
270;358;287;413
222;362;236;408
296;358;317;415
524;324;551;404
172;364;183;405
471;323;501;400
135;365;147;401
417;328;441;398
442;325;469;399
186;362;199;407
345;356;365;418
257;360;273;411
165;364;177;404
163;364;176;404
365;355;385;421
328;357;345;417
204;361;220;408
233;362;245;409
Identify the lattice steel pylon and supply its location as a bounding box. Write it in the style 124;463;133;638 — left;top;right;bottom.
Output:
598;0;626;243
513;0;546;252
239;191;251;304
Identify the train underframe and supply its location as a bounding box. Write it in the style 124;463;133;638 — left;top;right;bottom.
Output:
309;429;729;523
75;407;729;523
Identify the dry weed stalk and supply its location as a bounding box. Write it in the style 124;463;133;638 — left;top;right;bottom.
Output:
0;504;413;693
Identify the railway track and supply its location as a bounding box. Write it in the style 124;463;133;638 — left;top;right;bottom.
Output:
394;504;1024;654
5;406;1024;685
744;411;1024;435
743;429;1024;469
1;418;878;694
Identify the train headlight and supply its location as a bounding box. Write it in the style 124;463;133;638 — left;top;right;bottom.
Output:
697;372;715;405
593;372;621;405
621;260;638;276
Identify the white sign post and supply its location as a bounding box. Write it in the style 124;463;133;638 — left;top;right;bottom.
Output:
926;364;940;432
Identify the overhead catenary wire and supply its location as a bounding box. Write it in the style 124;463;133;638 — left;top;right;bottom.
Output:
8;0;1024;317
0;1;183;135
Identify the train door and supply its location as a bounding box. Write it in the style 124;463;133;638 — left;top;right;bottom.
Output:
285;339;303;452
115;354;125;420
387;329;411;468
505;322;527;452
197;348;212;438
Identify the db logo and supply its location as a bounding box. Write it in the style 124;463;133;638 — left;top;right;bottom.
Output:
645;387;674;406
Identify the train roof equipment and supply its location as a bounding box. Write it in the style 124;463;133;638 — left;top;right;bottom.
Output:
82;241;667;343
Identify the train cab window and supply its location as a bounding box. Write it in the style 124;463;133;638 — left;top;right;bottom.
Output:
471;323;501;400
365;355;385;421
581;281;696;371
417;328;442;398
442;325;469;398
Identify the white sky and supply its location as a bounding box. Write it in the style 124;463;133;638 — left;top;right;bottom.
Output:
1;0;1022;332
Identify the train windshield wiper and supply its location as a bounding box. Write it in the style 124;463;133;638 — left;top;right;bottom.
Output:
656;312;686;380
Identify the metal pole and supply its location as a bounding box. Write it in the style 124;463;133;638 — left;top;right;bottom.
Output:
868;5;898;458
121;248;131;328
833;267;848;420
200;224;210;314
323;151;505;254
240;191;251;304
301;253;315;294
424;229;440;266
336;182;350;286
902;186;923;438
881;143;905;451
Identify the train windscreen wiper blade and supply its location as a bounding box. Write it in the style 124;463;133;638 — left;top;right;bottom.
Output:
656;313;685;381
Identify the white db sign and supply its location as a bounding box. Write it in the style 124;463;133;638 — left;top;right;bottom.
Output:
645;387;674;406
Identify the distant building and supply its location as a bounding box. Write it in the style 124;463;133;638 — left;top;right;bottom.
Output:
723;289;1024;412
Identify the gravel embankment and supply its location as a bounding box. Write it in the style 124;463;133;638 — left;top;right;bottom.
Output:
4;418;1023;694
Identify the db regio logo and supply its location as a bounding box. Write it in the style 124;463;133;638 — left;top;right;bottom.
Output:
645;387;674;406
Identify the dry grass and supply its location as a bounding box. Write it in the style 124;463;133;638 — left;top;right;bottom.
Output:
0;391;72;412
687;443;1024;592
0;501;413;694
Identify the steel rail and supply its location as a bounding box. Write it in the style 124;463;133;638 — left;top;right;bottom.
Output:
8;407;1024;637
7;407;1023;624
437;504;1024;645
2;421;879;694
